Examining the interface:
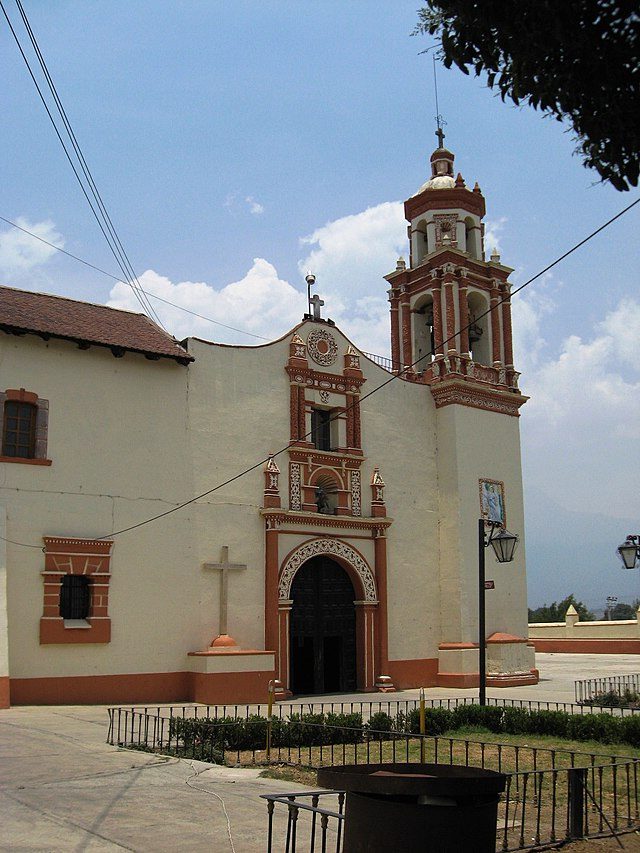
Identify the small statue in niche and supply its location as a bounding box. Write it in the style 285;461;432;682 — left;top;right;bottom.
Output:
315;485;332;514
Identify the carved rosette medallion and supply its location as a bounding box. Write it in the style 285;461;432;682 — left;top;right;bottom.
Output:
279;538;377;602
307;329;338;366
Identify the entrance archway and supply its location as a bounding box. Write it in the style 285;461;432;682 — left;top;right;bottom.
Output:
289;557;357;694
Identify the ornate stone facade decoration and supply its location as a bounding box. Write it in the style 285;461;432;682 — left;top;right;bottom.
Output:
306;329;338;366
289;462;302;510
278;538;377;603
350;469;361;517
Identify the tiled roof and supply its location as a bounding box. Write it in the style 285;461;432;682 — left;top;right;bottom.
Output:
0;286;193;364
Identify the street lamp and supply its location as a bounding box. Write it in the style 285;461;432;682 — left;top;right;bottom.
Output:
617;535;640;570
305;270;316;317
478;518;519;706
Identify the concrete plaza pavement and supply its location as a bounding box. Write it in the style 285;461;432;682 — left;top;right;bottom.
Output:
1;653;639;852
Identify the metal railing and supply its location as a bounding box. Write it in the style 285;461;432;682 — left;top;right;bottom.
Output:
261;791;345;853
361;351;393;371
107;695;640;736
106;710;639;851
575;673;640;704
260;762;638;852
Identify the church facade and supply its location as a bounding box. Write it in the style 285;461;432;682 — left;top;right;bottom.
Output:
0;144;537;707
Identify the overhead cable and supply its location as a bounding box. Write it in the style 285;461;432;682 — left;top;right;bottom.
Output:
0;215;269;341
1;0;164;327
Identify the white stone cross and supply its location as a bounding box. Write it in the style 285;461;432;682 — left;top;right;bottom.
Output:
310;293;325;320
203;546;247;637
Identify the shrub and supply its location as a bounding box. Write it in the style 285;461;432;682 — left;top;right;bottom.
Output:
566;713;621;744
502;707;531;735
527;710;569;738
619;715;640;747
453;704;504;733
366;711;394;740
403;706;455;735
326;712;364;743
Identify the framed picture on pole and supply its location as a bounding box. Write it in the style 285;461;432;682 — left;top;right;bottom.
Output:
479;478;506;526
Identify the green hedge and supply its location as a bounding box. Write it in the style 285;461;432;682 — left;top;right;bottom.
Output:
399;704;639;747
166;705;640;757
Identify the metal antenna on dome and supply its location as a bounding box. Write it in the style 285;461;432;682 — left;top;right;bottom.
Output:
433;53;447;148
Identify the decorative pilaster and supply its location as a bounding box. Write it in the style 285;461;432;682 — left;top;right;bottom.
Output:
444;279;456;353
263;456;281;508
297;386;306;439
400;296;412;367
490;284;502;366
501;284;514;367
373;527;395;692
431;282;444;357
389;292;401;372
264;516;280;655
458;276;470;356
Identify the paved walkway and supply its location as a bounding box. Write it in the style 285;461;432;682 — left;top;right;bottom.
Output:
1;653;639;852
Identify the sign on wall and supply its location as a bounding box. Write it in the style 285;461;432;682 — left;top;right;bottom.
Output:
479;478;506;526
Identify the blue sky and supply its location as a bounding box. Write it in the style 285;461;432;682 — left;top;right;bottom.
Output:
2;1;639;610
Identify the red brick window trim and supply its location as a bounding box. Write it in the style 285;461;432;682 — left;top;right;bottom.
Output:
0;388;51;465
40;537;113;645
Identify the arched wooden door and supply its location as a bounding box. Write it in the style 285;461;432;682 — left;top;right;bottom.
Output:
289;557;357;694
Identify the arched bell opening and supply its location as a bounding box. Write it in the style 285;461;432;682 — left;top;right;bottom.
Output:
412;218;428;265
464;216;481;259
467;290;491;366
412;294;435;368
289;557;358;695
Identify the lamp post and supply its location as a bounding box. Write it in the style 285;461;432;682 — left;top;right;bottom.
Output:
305;270;316;316
617;534;640;570
478;519;519;706
606;596;618;620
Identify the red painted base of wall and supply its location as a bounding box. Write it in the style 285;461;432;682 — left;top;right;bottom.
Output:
9;669;276;706
531;639;640;654
0;676;10;709
436;669;539;688
386;658;439;688
39;618;111;644
191;671;276;704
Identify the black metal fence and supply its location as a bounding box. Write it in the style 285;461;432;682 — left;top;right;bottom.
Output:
260;764;639;853
261;791;345;853
107;694;639;737
107;708;639;851
575;673;640;704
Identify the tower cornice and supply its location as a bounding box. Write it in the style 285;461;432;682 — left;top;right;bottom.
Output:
405;186;486;222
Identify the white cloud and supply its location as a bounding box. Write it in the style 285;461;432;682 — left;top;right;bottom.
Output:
483;216;507;255
0;217;63;276
519;296;640;520
298;201;407;355
246;196;264;215
107;260;302;344
107;201;407;357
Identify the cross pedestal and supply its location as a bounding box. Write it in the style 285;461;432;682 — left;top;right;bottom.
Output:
203;546;247;648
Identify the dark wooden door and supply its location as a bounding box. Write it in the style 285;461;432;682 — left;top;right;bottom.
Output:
289;557;357;695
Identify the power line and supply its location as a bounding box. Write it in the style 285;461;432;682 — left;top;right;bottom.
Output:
1;196;638;549
0;215;269;341
93;196;640;540
1;0;163;328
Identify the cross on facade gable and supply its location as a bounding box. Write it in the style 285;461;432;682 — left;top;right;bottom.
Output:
310;293;324;320
203;546;247;640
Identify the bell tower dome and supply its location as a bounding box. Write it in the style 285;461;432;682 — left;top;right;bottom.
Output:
385;134;526;418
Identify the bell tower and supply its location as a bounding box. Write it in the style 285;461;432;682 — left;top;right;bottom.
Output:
384;134;536;689
385;135;526;418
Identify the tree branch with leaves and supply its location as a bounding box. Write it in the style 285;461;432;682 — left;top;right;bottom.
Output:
415;1;639;191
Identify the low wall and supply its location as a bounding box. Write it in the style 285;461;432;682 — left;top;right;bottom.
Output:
529;608;640;654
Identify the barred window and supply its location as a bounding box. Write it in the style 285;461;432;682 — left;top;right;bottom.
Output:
59;575;91;620
2;400;36;458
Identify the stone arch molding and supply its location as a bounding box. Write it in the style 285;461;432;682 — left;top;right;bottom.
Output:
279;538;378;603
